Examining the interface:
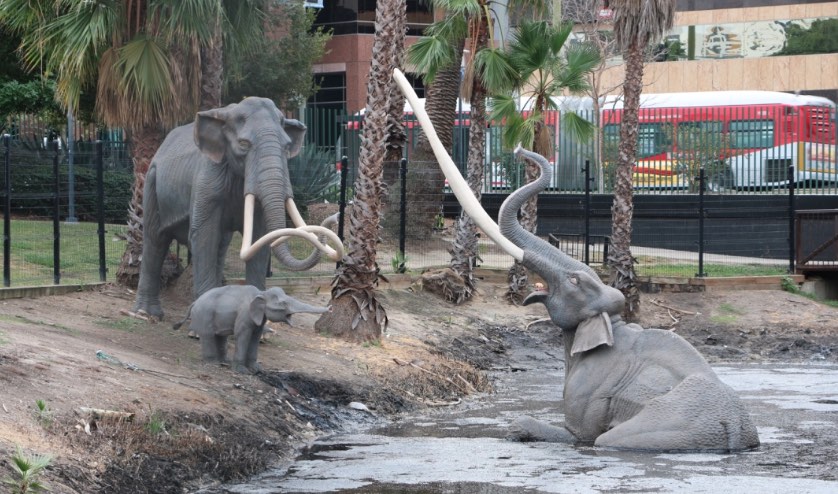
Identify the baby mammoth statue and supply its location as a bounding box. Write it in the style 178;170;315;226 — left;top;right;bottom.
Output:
173;285;328;374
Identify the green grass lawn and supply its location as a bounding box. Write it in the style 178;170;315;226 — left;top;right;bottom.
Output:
3;219;129;286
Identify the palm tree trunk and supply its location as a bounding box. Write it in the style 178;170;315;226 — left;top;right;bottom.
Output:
200;17;224;110
315;0;405;342
116;124;165;287
609;39;644;321
447;18;489;304
404;38;465;237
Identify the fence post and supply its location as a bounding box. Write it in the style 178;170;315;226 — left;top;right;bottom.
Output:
3;134;11;287
696;167;707;277
336;156;349;269
788;165;796;274
96;141;107;281
583;160;591;265
52;140;61;284
397;158;407;273
66;109;77;222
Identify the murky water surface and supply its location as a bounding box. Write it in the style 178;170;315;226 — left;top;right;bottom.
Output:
208;345;838;494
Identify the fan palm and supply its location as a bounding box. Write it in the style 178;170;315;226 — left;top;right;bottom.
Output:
608;0;675;320
488;20;600;303
314;0;406;342
0;0;266;286
408;0;547;303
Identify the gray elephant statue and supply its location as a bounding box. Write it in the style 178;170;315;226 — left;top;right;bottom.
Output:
393;69;759;452
132;97;342;320
172;285;329;374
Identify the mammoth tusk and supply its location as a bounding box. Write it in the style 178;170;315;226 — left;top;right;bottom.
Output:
241;194;257;259
245;226;343;262
392;68;523;262
240;194;344;262
286;197;306;228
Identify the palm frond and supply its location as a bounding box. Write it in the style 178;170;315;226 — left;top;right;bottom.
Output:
561;112;596;143
407;34;456;82
475;46;517;95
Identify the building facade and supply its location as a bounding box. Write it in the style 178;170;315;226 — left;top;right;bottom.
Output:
308;0;838;113
594;0;838;102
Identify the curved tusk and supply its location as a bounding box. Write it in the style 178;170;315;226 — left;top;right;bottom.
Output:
286;197;307;227
240;194;344;262
267;225;344;257
393;68;523;262
242;226;343;262
240;194;256;259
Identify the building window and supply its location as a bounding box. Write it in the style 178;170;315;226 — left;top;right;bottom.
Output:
309;72;346;110
314;1;432;36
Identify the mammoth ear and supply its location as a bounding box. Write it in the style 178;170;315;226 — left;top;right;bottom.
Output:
249;294;267;327
195;108;229;163
283;119;306;158
570;312;613;356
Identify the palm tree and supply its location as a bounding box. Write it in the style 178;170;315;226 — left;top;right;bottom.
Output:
0;0;265;286
608;0;675;320
408;0;542;303
489;20;600;303
313;0;406;342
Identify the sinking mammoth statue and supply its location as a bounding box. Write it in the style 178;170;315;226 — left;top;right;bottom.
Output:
132;97;343;319
393;69;759;452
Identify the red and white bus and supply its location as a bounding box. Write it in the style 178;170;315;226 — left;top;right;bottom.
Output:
597;91;837;190
340;90;836;192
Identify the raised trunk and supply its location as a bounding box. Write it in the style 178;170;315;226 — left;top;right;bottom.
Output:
609;39;644;321
507;120;549;303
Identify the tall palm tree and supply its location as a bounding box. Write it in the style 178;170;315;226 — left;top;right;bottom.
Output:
314;0;406;342
409;0;541;303
488;20;600;303
609;0;675;319
0;0;265;286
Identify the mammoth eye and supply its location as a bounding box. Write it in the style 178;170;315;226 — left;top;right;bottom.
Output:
569;276;579;285
238;139;251;150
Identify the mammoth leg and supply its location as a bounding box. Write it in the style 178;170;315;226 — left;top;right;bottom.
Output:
594;374;759;452
199;331;221;362
244;326;264;373
216;230;233;286
244;208;269;290
233;325;262;374
189;206;225;299
133;166;169;319
508;416;575;443
216;334;229;364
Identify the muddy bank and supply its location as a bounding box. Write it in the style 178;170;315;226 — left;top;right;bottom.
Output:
1;278;836;492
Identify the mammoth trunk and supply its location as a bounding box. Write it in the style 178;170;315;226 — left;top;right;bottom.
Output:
247;157;321;271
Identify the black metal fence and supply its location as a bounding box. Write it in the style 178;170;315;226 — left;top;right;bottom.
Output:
3;108;838;289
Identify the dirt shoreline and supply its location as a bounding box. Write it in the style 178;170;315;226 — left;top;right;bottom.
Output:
1;272;836;493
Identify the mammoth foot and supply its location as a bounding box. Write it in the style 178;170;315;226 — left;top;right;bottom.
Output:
233;362;262;375
508;416;575;443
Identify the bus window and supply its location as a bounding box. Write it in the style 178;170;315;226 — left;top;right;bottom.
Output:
676;121;724;148
602;123;670;158
729;119;774;149
638;123;670;158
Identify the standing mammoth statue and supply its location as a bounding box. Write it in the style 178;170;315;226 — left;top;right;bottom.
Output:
393;69;759;452
173;285;329;374
132;97;343;319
